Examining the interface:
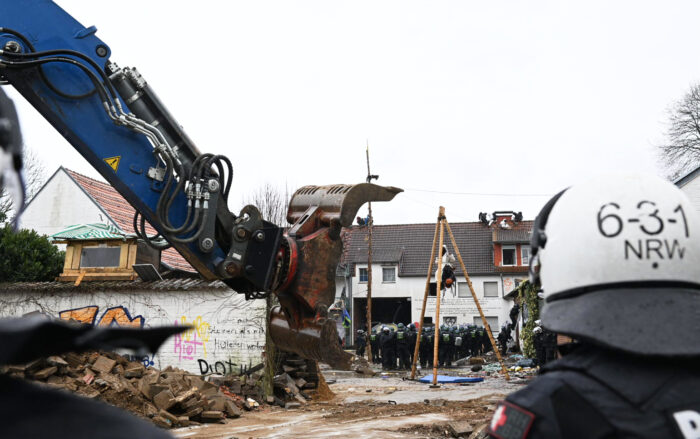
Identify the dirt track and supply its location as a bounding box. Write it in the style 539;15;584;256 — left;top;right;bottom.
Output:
172;370;526;438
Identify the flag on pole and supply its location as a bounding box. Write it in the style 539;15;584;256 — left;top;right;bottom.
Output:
342;308;352;328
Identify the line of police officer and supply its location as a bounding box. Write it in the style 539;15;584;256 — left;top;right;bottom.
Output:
358;323;493;370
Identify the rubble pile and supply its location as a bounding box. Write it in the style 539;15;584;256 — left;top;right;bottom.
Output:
0;351;265;429
271;354;321;409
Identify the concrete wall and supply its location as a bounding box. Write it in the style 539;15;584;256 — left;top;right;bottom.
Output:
0;287;266;375
680;175;700;212
349;263;521;332
20;169;114;236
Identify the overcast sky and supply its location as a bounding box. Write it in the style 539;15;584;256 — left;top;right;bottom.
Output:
6;1;700;224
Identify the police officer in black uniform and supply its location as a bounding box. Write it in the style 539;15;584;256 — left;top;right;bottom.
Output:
355;329;366;358
379;326;396;370
488;175;700;439
420;326;433;368
407;323;417;365
395;323;411;370
532;325;545;367
369;329;381;364
438;324;452;367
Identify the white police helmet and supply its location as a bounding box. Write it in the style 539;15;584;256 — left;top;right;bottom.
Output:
530;174;700;356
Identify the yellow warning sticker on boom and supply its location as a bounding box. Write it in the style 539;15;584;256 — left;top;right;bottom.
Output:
104;156;121;172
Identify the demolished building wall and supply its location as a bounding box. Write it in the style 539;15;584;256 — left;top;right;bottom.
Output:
0;280;266;375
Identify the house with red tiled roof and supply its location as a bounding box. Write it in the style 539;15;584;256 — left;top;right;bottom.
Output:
20;167;194;273
337;212;532;335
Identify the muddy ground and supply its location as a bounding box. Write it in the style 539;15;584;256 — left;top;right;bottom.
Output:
172;367;529;439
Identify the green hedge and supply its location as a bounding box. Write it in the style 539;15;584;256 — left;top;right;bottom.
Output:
0;225;64;282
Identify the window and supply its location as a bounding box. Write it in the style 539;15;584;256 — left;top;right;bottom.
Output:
458;282;470;298
474;316;499;332
359;268;368;283
521;247;530;266
502;245;516;266
80;246;121;268
382;267;396;283
483;281;498;297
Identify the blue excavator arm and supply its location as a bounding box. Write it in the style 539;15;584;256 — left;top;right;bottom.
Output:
0;0;401;368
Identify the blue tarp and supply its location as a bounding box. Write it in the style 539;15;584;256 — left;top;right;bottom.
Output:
418;375;484;383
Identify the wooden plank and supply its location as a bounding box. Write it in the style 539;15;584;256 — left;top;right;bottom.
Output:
71;243;83;269
63;245;74;271
74;271;86;287
127;243;137;269
432;207;446;386
410;217;440;380
119;243;129;268
59;273;137;281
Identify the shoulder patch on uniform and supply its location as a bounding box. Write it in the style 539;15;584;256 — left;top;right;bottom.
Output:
488;401;535;439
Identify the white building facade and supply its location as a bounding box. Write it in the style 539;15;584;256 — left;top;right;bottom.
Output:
338;215;531;335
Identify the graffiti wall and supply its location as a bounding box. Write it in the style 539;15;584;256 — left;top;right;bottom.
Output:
0;286;266;374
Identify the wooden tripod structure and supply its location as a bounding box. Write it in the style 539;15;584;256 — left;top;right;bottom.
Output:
410;206;510;383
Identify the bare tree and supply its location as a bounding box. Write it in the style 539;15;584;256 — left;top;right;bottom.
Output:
0;147;47;223
243;182;290;399
244;182;290;227
660;83;700;177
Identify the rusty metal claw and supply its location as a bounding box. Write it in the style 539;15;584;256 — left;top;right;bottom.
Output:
269;183;402;369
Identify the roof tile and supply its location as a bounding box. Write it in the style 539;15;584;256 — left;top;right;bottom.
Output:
65;169;194;272
342;220;533;276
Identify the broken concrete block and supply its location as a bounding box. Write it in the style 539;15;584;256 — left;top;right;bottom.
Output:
294;394;307;404
186;375;206;390
449;421;474;437
152;389;176;411
284;402;301;409
206;374;228;387
467;423;489;439
123;363;144;378
146;384;170;401
91;356;117;374
176;416;190;427
208;395;227;411
224;400;242;418
47;375;63;385
199;380;219;397
179;396;201;410
151;416;172;429
159;409;178;425
47;356;69;367
294;378;307;388
181;406;203;418
63;352;84;368
200;410;224;421
25;359;44;374
33;366;58;380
